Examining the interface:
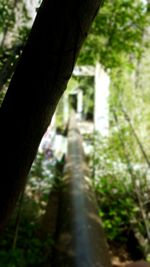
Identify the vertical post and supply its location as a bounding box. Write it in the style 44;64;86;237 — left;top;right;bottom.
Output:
77;89;83;120
63;93;69;124
94;63;110;136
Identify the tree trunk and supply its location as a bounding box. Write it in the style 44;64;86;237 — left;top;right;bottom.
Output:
0;0;102;235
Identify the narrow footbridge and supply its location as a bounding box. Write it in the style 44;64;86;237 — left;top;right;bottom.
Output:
49;113;111;267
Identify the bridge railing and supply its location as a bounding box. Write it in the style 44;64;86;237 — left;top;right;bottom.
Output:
53;112;111;267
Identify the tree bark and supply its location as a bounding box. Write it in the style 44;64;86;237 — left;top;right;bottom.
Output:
0;0;102;235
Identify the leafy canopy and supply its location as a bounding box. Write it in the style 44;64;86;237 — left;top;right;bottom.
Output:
78;0;147;68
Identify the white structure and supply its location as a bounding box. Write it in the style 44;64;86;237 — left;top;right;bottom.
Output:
73;63;110;136
25;0;40;25
39;63;110;159
63;93;69;124
63;88;83;122
94;63;110;136
76;89;83;120
73;66;95;76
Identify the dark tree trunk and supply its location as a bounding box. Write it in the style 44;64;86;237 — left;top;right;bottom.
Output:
0;0;102;235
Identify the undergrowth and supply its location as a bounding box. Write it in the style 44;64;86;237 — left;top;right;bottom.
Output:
0;152;56;267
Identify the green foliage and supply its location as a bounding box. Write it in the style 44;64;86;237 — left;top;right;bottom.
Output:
55;98;65;129
0;151;56;267
96;176;137;242
29;152;45;179
109;56;150;164
67;77;79;92
78;0;147;68
0;89;6;106
93;130;150;256
0;0;32;96
76;76;94;119
0;225;53;267
0;0;30;34
0;0;15;32
27;151;57;205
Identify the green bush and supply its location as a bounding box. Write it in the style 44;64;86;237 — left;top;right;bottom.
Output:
0;219;54;267
96;176;138;242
